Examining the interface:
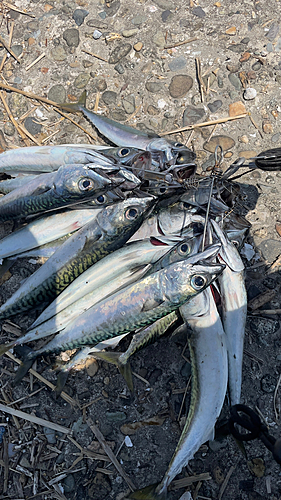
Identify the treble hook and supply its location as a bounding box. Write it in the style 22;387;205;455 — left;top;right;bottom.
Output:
201;145;224;251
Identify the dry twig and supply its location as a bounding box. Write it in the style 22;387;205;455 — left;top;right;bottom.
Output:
0;403;72;434
164;36;199;49
0;90;30;145
25;53;46;71
171;473;211;490
274;373;281;421
160;114;248;136
218;465;236;500
82;49;108;62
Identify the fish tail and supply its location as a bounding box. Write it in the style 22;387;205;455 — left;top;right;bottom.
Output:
128;483;166;499
93;351;134;392
59;90;87;112
0;341;16;357
13;356;36;384
54;370;70;398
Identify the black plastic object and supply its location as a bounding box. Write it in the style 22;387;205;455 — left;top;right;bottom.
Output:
255;148;281;171
229;404;281;465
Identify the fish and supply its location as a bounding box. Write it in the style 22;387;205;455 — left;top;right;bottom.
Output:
0;163;124;222
129;287;228;499
0;144;119;174
0;208;102;260
0;197;154;322
0;174;38;194
212;219;247;406
61;91;196;165
13;260;224;383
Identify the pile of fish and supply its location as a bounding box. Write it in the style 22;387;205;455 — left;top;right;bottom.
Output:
0;101;254;499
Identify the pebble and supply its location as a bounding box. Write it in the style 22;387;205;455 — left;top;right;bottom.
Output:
3;121;15;136
225;26;236;35
240;51;251;63
51;45;67;61
74;72;90;89
252;61;261;71
123;28;138;38
11;45;23;57
101;90;117;105
238;150;257;159
247;458;265;477
243;87;257;100
48;84;66;103
91;77;107;92
106;411;127;422
208;99;222;113
247;70;256;80
228;90;239;99
262;121;273;134
43;426;56;444
122;94;135;114
203;135;235;153
162;9;172;21
73;8;88;26
227;43;245;53
266;22;279;42
86;18;108;29
183;105;205;125
104;0;121;17
152;0;174;8
63;474;76;493
217;76;224;88
272;132;281;143
239;135;249;143
169;74;193;98
228;73;242;90
168;56;187;72
134;42;143;52
20;456;32;468
267;42;274;52
111;109;128;121
83;59;93;68
108;43;132;64
93;29;102;40
153;31;165;49
250;316;280;336
145;81;164;93
131;15;147;25
98;11;107;19
114;63;125;74
262;373;278;393
192;6;206;17
9;93;28;116
24;117;42;135
85;358;98;376
263;276;276;289
63;28;80;48
226;63;240;73
214;466;225;484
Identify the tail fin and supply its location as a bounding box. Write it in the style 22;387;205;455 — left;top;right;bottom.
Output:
128;484;165;499
13;357;35;384
92;351;134;392
54;370;70;398
59;90;87;112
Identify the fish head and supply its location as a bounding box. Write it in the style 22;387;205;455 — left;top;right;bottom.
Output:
102;146;143;165
97;196;156;238
53;164;115;199
156;234;202;269
211;219;244;272
157;200;198;235
161;261;225;305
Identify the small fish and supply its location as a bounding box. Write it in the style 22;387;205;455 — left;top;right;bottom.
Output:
212;219;247;406
0;163;123;222
0;197;154;322
13;260;224;383
130;287;228;499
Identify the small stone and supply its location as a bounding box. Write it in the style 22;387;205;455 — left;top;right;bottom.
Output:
9;93;28;116
226;63;240;73
74;73;90;89
114;63;125;74
85;358;98;376
152;0;174;8
24;117;42;135
243;87;257;100
98;11;107;20
48;84;66;103
183;105;205;125
11;45;23;57
43;427;56;444
168;56;187;72
131;15;147;25
263;276;276;289
266;22;279;42
134;42;143;52
63;28;80;48
228;73;242;89
192;6;206;17
111;109;127;121
108;43;132;64
169;74;193;98
3;121;15;136
147;105;159;115
106;411;127;422
238;150;257;159
247;70;256;80
261;374;278;393
63;474;76;493
91;77;107;92
145;81;164;93
240;51;251;62
252;61;261;71
20;456;32;468
248;461;266;484
123;28;138;38
227;43;245;53
87;18;108;29
272;132;281;143
83;60;93;68
122;94;135;114
262;121;273;134
203;135;235;153
241;36;250;44
217;76;224;88
208;99;222;113
152;31;165;49
225;26;236;35
102;90;117;105
267;42;273;52
73;8;88;26
93;29;103;40
51;45;67;61
162;9;172;21
228;90;239;99
239;135;249;143
214;466;225;484
104;0;120;17
28;37;36;46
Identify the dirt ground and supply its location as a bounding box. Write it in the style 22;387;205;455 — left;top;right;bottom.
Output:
1;0;281;499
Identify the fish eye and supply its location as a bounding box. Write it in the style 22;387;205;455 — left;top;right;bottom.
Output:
182;201;191;209
191;275;206;290
176;153;185;164
159;186;167;194
118;148;130;157
179;243;190;255
78;178;95;191
95;195;106;204
125;207;139;219
232;240;239;248
173;142;184;148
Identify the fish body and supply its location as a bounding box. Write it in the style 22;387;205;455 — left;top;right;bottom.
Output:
212;219;247;405
0;174;38;194
0;197;153;320
14;261;224;382
0;164;121;222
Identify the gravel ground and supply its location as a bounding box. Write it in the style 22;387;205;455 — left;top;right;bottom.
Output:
1;1;281;499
